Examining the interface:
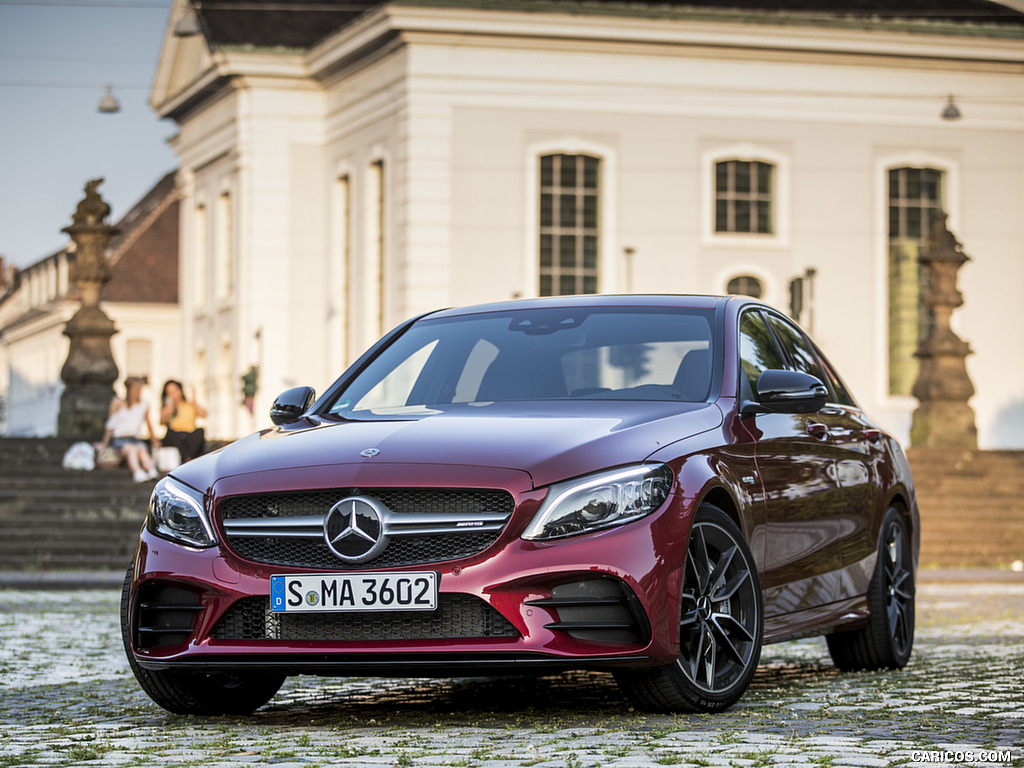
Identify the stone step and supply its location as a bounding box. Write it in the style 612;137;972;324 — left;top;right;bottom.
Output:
0;496;153;516
0;551;137;570
0;527;142;547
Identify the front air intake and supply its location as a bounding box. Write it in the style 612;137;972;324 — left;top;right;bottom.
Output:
134;582;204;650
527;577;651;645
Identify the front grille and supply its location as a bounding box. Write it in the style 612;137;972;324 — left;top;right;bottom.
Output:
220;488;514;569
211;594;520;642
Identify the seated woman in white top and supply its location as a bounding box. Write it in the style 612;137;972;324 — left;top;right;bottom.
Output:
100;377;159;482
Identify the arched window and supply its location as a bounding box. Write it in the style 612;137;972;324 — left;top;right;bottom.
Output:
539;154;600;296
727;275;763;299
715;160;774;234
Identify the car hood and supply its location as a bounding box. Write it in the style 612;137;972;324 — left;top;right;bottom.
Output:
172;401;723;492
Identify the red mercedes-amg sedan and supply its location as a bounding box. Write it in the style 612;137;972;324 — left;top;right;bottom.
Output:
122;294;918;715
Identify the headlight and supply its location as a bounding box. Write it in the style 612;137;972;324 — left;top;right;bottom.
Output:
148;476;217;548
522;464;673;541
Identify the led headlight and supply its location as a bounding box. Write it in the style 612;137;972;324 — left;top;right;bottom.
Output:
148;476;217;548
522;464;673;541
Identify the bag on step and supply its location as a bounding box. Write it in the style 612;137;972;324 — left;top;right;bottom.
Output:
156;446;181;473
62;441;95;471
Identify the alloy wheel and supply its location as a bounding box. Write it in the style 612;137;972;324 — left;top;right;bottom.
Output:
884;521;914;658
677;519;760;693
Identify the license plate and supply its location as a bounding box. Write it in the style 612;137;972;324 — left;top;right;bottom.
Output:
270;572;438;613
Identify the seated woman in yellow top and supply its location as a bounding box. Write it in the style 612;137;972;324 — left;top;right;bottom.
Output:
160;380;208;462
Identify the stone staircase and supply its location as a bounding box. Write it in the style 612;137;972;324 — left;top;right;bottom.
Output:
1;438;1021;572
0;437;152;571
907;448;1024;568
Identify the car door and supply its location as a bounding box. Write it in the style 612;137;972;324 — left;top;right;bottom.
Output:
737;309;846;618
762;313;883;601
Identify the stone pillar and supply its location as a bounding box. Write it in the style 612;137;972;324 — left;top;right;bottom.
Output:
910;212;977;448
57;179;120;439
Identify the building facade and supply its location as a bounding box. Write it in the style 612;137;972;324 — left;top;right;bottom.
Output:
152;0;1024;446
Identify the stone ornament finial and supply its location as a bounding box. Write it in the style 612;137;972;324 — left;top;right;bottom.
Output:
62;178;119;305
69;178;112;227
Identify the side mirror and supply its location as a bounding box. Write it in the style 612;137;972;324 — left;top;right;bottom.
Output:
270;386;316;425
743;370;827;415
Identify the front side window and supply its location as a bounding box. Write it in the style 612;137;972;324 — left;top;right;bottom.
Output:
888;166;943;396
737;311;787;397
326;307;715;418
715;160;773;234
539;154;600;296
763;314;826;384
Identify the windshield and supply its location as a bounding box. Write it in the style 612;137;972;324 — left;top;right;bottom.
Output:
325;307;715;419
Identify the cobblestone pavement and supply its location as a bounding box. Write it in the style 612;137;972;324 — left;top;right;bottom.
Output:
1;576;1022;768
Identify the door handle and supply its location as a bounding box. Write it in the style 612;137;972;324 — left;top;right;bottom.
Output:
806;422;829;440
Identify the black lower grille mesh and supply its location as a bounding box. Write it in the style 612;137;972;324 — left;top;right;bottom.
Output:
211;594;520;642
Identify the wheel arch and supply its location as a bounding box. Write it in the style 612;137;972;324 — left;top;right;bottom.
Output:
699;486;742;531
884;487;920;568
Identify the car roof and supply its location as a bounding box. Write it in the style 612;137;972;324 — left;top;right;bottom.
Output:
422;294;738;321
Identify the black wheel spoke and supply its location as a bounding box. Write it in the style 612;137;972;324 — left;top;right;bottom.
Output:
708;545;737;595
713;567;750;602
709;613;752;666
888;596;900;637
700;627;717;688
892;570;914;601
686;626;706;682
689;527;711;594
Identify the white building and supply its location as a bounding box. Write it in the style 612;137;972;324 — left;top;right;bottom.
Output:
152;0;1024;446
0;174;182;437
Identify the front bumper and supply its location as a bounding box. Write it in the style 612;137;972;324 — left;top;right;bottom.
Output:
127;489;693;676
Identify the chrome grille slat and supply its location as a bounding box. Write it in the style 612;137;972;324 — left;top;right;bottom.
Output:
223;511;510;538
224;516;323;537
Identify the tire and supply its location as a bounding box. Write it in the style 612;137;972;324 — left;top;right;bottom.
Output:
615;503;763;712
826;507;915;671
120;568;285;715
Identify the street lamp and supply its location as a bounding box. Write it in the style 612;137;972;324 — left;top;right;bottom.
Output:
941;95;961;121
97;85;120;114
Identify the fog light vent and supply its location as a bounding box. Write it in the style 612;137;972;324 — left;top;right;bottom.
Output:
134;582;204;649
527;577;650;645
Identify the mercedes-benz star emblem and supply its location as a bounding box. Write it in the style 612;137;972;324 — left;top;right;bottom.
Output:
323;496;389;563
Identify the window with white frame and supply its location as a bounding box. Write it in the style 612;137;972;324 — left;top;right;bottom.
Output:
215;191;233;302
887;166;943;396
715;160;774;235
539;154;600;296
